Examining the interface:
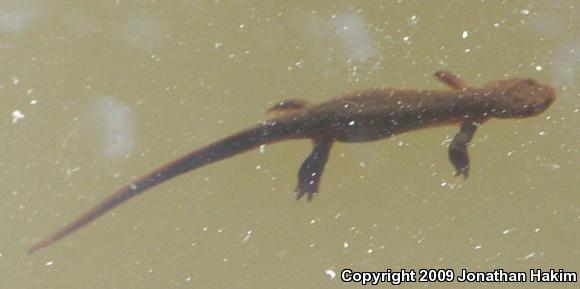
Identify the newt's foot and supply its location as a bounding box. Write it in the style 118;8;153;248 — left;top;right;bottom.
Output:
449;131;472;179
267;99;310;115
294;139;333;202
295;158;323;201
295;186;317;201
448;119;481;180
453;166;469;179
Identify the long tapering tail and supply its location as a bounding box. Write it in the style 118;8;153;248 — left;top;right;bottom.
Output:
28;120;300;254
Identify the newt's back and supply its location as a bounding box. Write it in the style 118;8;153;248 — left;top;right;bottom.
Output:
296;88;469;142
293;77;554;143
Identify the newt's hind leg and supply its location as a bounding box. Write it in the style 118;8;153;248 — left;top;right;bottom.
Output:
267;99;310;115
434;70;467;90
295;139;333;201
449;119;482;178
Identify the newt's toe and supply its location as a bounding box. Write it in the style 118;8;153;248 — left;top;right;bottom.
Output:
454;167;469;179
295;186;316;201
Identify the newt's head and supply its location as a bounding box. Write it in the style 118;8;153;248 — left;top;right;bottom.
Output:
484;78;556;118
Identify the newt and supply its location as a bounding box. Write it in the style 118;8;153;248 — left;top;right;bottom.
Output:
28;71;556;253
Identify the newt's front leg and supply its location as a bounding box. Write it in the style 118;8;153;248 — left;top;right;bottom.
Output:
295;139;333;201
449;119;483;178
267;99;310;114
436;70;482;177
434;70;467;90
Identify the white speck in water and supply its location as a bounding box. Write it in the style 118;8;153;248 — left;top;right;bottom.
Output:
66;167;81;177
325;269;337;280
26;88;33;94
310;219;316;224
502;228;514;235
441;182;447;187
185;277;192;282
348;120;355;126
30;99;37;104
534;227;541;232
520;9;530;15
523;252;535;260
326;12;377;61
242;230;253;243
462;30;469;39
222;258;228;263
367;249;373;254
96;97;135;159
403;36;410;43
11;110;24;124
259;144;266;153
214;42;223;48
239;23;245;29
408;15;418;26
359;162;366;168
343;242;349;248
202;227;208;232
474;245;482;250
334;212;342;220
535;65;543;71
45;261;54;266
11;76;19;85
538;131;545;136
464;48;471;53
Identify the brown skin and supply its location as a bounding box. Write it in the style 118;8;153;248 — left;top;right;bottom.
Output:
28;71;556;254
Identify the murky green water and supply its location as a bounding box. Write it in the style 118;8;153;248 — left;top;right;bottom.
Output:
2;1;578;288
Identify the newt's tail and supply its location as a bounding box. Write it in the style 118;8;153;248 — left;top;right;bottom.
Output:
28;120;300;254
